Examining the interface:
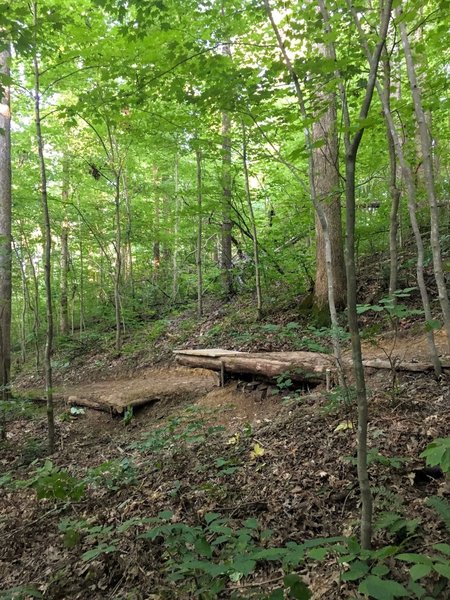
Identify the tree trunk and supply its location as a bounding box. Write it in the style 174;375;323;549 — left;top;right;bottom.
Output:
265;0;345;388
343;0;392;549
122;170;135;299
13;241;29;365
351;6;442;377
33;2;55;453
114;173;122;352
60;225;69;335
399;13;450;350
153;184;161;285
78;199;85;337
0;46;12;440
221;111;233;298
242;121;263;320
196;147;203;318
172;153;180;302
21;227;41;368
60;158;69;335
382;53;401;297
312;45;346;311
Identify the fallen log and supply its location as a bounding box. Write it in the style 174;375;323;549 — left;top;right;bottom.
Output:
220;353;332;384
173;354;224;371
174;348;449;385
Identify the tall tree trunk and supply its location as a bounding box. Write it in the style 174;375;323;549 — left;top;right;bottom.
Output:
382;53;401;297
196;147;203;318
13;241;29;365
33;1;55;453
122;170;135;299
312;45;346;312
60;159;69;335
221;111;233;298
351;6;441;377
78;199;85;337
153;187;161;286
60;225;69;334
21;227;40;368
343;0;392;548
399;13;450;350
242;121;263;320
0;46;12;440
264;0;345;388
114;173;122;352
172;153;180;302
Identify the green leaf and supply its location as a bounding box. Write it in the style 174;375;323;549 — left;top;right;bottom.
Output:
396;554;433;566
253;547;287;561
243;518;259;529
63;529;81;548
205;512;221;524
307;547;328;561
230;558;256;576
433;543;450;556
425;319;441;332
194;537;212;558
433;563;450;579
82;543;117;562
158;510;173;520
371;564;390;577
341;560;370;581
359;575;409;599
410;563;432;581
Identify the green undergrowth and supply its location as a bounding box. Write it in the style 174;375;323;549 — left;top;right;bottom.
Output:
2;393;449;600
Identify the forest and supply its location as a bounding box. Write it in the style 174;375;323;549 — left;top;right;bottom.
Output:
0;0;450;598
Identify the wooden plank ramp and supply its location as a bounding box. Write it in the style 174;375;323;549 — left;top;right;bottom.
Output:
64;368;219;414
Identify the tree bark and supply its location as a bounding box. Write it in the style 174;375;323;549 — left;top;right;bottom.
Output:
221;110;233;298
312;45;346;311
33;1;55;453
351;5;441;377
172;153;180;302
60;159;69;335
343;0;393;549
264;0;345;388
13;241;29;365
0;46;12;440
382;53;401;297
20;226;41;368
196;147;203;318
113;172;122;352
242;121;263;319
399;12;450;350
122;170;135;299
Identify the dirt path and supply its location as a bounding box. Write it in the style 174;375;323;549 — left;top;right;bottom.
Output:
60;328;450;415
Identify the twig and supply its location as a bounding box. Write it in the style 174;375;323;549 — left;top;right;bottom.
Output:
228;573;284;590
4;505;62;538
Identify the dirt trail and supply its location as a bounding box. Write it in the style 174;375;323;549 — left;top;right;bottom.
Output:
61;328;450;415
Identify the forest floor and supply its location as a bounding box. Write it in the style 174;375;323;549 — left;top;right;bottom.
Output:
1;305;450;599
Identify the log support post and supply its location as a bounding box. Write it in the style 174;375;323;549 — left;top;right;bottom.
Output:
220;361;227;387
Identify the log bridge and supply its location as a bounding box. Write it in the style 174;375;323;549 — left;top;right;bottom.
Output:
173;348;445;387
